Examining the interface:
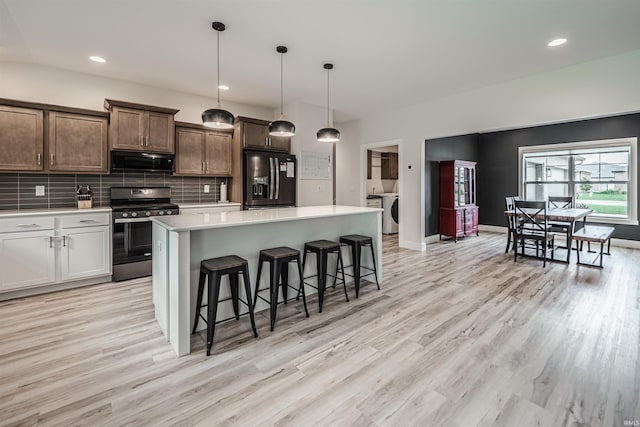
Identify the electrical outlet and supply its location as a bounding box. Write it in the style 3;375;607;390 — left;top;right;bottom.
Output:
203;184;210;193
35;185;45;196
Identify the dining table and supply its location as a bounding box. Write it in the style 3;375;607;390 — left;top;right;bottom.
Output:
505;207;593;263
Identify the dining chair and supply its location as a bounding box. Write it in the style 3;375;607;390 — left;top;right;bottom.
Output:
514;200;555;267
548;196;574;249
504;196;518;253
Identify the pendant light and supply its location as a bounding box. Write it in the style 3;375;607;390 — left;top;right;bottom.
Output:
317;63;340;143
202;21;234;129
268;46;296;137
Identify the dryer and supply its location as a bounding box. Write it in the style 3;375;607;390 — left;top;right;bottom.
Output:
381;193;398;234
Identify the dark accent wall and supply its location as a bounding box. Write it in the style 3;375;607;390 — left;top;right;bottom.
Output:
0;172;226;211
476;112;640;241
424;133;478;236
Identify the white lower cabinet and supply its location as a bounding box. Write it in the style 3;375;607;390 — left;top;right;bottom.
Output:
0;211;111;295
60;225;111;281
0;230;56;292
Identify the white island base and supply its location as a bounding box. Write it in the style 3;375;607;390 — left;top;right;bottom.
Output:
152;205;382;356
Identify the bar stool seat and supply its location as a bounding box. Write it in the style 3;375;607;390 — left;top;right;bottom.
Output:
302;240;348;312
339;234;380;298
193;255;258;356
254;246;309;331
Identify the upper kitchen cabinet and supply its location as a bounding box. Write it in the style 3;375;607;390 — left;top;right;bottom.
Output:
48;111;108;173
104;99;179;153
234;116;290;153
381;152;398;180
175;122;232;176
0;104;44;172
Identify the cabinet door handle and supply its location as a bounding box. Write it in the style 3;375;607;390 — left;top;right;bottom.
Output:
243;133;246;146
145;136;149;146
62;235;67;247
265;137;269;147
140;135;144;146
37;153;41;165
49;236;53;248
205;162;208;172
50;153;54;165
202;162;205;172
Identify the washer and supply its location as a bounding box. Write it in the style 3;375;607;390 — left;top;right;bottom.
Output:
381;193;398;234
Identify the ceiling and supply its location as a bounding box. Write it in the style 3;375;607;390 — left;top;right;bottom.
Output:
2;0;640;123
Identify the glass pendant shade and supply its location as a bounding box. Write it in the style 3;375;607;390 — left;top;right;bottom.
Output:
269;45;295;137
316;127;340;143
317;63;340;143
268;119;296;137
203;21;234;129
202;107;234;129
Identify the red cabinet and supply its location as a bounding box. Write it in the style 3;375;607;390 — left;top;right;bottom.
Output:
439;160;478;241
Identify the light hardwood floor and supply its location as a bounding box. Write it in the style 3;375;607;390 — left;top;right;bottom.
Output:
1;233;638;426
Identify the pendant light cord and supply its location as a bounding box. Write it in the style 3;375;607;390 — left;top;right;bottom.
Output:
216;29;221;106
280;52;284;117
326;68;330;126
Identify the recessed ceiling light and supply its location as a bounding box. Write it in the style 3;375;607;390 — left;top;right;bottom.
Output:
89;55;107;63
218;85;229;91
547;38;567;47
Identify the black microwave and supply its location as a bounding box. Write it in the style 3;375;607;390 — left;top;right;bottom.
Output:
111;151;175;173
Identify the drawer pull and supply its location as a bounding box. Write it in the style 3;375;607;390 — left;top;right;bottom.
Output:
79;220;98;223
18;223;40;228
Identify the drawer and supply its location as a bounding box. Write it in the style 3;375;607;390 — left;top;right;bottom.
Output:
0;217;55;233
58;213;111;228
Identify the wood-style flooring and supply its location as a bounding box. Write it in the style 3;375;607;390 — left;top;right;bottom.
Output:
0;232;639;426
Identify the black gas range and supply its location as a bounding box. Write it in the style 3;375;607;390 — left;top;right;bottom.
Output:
110;187;179;282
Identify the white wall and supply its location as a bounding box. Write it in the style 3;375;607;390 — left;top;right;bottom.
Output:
336;49;640;250
285;101;334;207
0;62;274;122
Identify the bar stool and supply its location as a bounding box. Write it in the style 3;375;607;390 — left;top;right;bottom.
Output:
302;240;348;312
254;247;309;331
192;255;258;356
339;234;380;298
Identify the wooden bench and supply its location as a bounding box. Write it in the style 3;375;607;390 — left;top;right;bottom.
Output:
572;226;614;268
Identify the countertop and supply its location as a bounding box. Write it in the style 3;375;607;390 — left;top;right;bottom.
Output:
0;207;112;219
152;205;383;232
178;202;241;209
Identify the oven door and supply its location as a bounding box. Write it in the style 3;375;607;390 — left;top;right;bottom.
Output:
113;217;153;265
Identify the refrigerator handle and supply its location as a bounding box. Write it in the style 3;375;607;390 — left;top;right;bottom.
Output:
275;159;280;200
269;157;275;199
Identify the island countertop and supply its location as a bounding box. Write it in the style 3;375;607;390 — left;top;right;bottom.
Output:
152;205;383;231
152;204;383;356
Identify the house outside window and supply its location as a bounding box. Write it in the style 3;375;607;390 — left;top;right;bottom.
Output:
519;137;638;225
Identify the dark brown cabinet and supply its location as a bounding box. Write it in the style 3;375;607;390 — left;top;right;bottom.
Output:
0;105;44;172
175;124;232;176
439;160;478;241
381;152;398;179
105;99;178;153
48;112;108;173
235;116;290;153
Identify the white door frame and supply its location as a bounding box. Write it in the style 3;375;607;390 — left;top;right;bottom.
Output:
360;139;403;240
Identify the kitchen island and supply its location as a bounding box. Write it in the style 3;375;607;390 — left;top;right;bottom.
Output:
151;205;382;356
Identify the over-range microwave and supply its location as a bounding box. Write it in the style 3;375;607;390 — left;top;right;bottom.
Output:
110;151;175;173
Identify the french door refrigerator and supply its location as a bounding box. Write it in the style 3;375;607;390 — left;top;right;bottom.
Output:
243;150;296;209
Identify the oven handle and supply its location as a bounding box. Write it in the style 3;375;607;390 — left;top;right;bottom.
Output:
114;217;153;224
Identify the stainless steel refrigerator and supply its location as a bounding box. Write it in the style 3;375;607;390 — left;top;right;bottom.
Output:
243;150;296;209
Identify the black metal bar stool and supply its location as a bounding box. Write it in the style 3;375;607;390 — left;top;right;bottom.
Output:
301;240;348;312
254;247;309;331
192;255;258;356
339;234;380;298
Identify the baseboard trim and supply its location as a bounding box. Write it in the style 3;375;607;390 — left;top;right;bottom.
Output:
425;234;441;245
400;240;426;251
477;224;640;249
0;275;112;301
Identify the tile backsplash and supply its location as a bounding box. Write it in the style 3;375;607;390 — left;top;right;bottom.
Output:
0;172;228;210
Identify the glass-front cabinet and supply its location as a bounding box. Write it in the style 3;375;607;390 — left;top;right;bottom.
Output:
440;160;478;241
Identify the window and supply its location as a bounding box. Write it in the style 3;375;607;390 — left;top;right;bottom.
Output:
519;137;638;225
